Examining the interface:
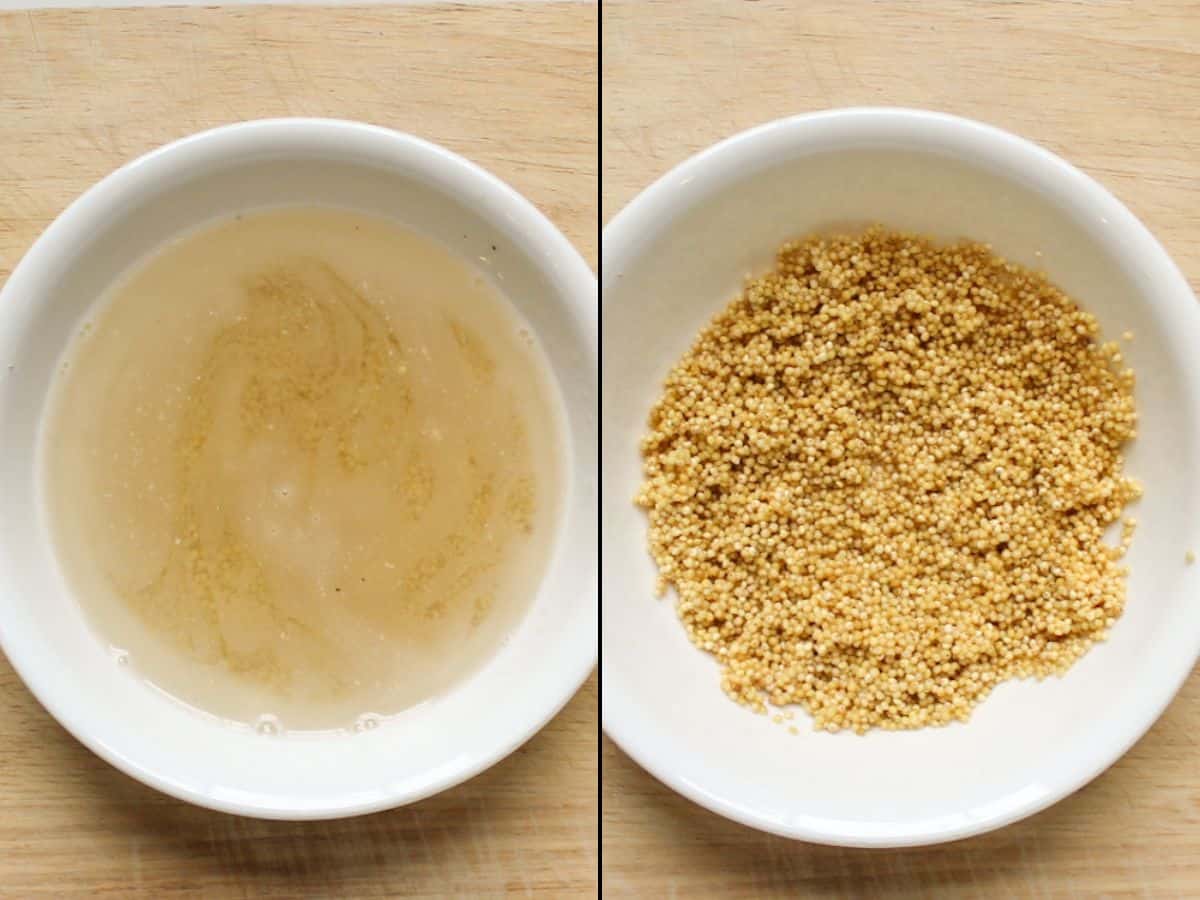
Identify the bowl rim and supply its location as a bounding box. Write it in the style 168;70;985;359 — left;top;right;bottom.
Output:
0;117;597;819
601;106;1200;847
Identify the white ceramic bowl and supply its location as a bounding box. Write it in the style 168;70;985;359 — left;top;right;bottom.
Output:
602;108;1200;846
0;119;597;819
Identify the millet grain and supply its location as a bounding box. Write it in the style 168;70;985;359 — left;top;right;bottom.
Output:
636;228;1140;733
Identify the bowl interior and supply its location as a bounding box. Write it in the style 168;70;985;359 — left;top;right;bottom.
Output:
602;118;1200;845
0;122;597;817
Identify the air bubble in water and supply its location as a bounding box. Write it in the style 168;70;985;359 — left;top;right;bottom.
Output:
354;713;381;733
255;714;281;736
111;647;130;666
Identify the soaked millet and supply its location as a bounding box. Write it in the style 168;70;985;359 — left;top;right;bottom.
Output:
636;227;1141;734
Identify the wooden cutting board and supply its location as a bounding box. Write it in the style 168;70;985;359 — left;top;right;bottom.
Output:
603;1;1200;897
0;3;596;896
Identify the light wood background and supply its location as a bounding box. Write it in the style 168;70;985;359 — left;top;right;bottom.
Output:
603;1;1200;897
0;3;596;897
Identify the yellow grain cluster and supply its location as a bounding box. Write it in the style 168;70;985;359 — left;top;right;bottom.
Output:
636;228;1140;733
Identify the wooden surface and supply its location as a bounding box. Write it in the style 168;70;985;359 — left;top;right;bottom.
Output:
0;4;596;897
603;1;1200;897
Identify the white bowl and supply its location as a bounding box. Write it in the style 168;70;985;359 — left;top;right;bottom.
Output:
0;119;597;819
602;108;1200;847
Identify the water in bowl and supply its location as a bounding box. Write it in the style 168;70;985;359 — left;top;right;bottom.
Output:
41;207;566;733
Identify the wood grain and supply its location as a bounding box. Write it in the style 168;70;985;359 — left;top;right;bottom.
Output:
0;4;596;897
602;1;1200;896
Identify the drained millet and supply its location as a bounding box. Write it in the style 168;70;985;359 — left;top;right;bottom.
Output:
636;227;1140;734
